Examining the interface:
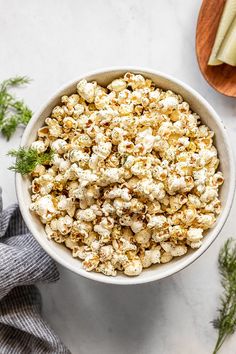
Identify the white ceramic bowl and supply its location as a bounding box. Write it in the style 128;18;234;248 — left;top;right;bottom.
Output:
16;67;235;285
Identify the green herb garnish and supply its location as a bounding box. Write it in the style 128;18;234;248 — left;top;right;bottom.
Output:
212;238;236;353
0;76;32;140
8;148;54;175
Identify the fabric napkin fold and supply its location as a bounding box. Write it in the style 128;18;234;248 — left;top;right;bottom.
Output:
0;188;70;354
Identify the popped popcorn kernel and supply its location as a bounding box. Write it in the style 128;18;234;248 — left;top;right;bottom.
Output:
30;72;223;277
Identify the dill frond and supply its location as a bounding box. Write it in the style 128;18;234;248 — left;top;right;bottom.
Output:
0;76;32;140
8;147;54;175
1;116;19;141
0;76;31;91
212;238;236;353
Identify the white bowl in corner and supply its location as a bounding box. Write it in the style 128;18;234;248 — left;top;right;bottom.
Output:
16;67;235;285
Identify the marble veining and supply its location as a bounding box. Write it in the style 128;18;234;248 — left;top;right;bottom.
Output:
1;0;236;353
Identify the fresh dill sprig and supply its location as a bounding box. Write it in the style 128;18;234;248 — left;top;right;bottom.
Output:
0;76;31;91
0;76;32;140
8;147;54;175
212;238;236;354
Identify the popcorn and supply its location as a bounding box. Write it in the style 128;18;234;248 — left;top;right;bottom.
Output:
94;221;111;241
73;103;85;117
170;244;187;257
167;194;187;214
130;218;144;233
187;228;203;242
167;175;186;194
84;232;98;247
152;230;170;243
96;261;117;276
161;240;187;257
57;195;75;217
111;252;128;269
76;207;97;222
31;174;54;195
77;169;98;187
30;195;57;222
212;172;224;187
45;118;63;137
188;240;203;249
101;200;115;216
51;106;65;119
108;79;127;92
31;164;46;177
52;155;71;173
160;252;173;264
111;127;126;144
158;96;178;112
118;140;135;155
73;245;90;259
169;225;187;240
89;153;99;169
91;240;100;252
30;72;223;277
63;117;77;131
124;258;143;276
72;220;92;237
82;252;100;271
140;248;161;268
182;207;197;225
77;134;93;147
196;214;215;229
93;141;112;159
77;79;96;103
69;150;90;165
105;187;131;201
31;140;48;153
94;93;109;110
56;215;73;235
65;238;78;250
200;187;218;203
135;128;156;153
134;179;165;201
119;237;137;252
99;245;114;261
178;137;190;148
147;215;168;229
124;73;146;90
149;90;160;102
152;165;168;181
99;168;122;186
134;229;151;244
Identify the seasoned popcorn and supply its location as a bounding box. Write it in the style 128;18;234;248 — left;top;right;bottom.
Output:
30;73;224;277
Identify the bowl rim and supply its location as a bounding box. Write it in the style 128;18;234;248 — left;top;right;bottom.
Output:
16;66;235;285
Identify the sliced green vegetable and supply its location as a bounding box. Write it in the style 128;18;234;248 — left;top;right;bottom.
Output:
208;0;236;66
217;15;236;66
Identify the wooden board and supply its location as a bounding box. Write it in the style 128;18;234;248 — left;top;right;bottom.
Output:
196;0;236;97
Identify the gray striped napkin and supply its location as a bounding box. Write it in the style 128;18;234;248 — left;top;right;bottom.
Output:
0;188;70;354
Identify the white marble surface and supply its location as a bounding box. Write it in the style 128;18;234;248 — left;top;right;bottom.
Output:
1;0;236;353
